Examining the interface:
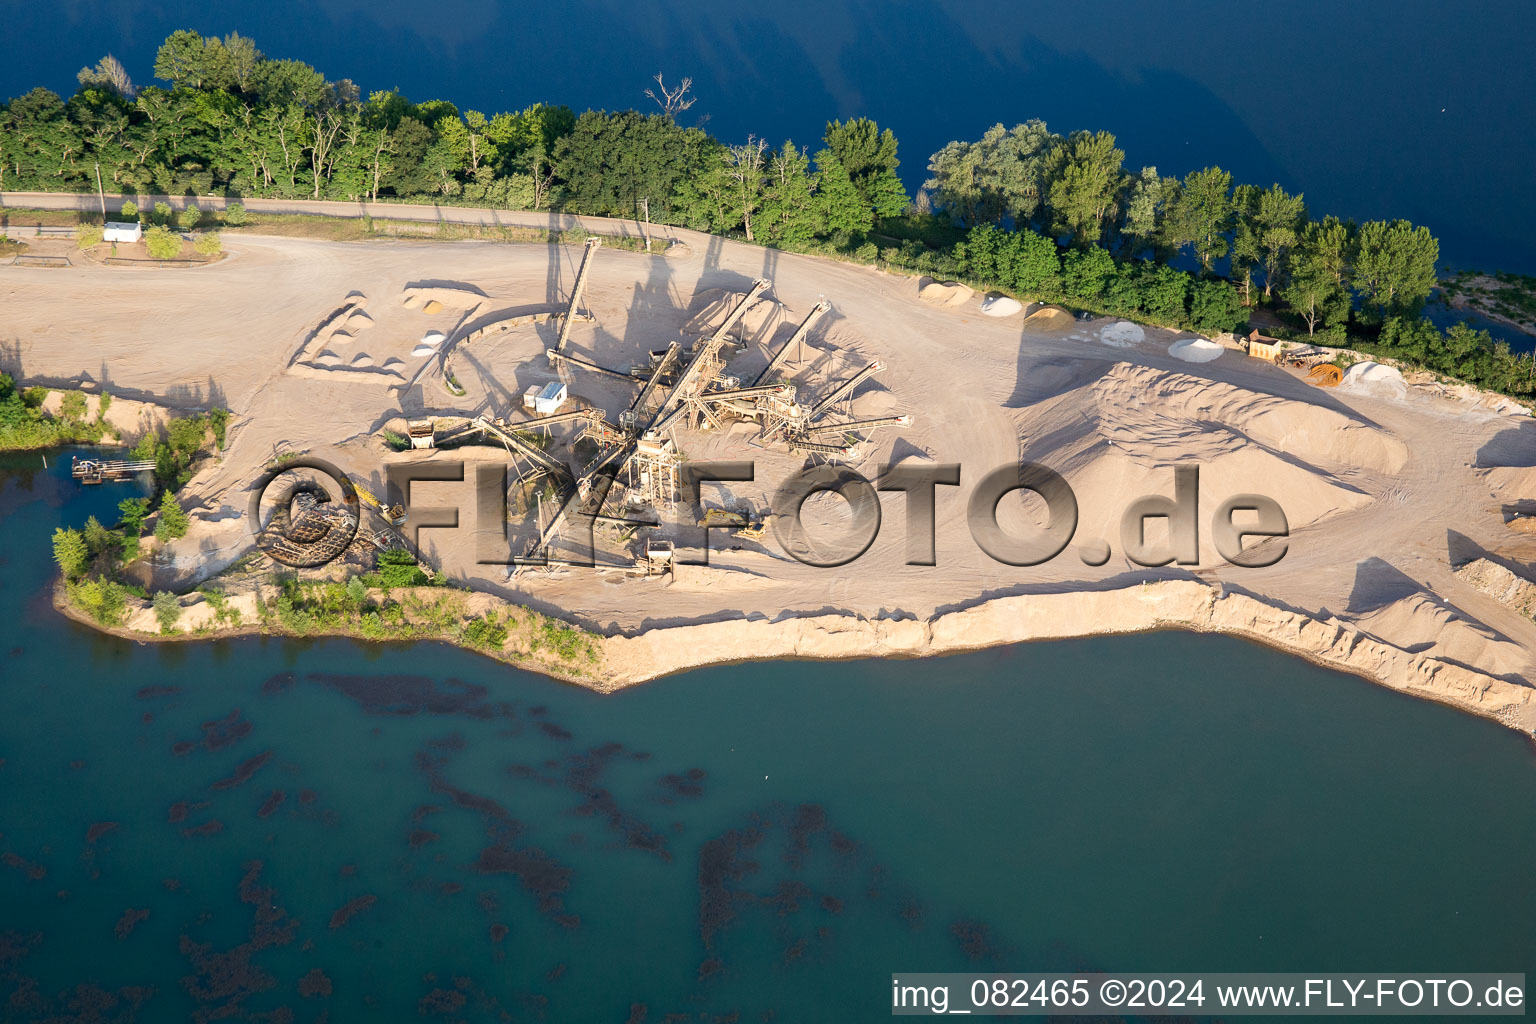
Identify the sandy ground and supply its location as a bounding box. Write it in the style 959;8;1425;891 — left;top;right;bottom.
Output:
6;218;1536;731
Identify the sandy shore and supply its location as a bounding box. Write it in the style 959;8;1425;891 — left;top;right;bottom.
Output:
8;204;1536;736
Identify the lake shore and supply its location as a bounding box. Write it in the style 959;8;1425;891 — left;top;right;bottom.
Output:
54;573;1536;736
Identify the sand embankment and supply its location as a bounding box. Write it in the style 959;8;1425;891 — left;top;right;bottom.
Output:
601;582;1536;732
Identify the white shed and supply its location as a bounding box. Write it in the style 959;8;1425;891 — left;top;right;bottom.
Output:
103;221;142;243
522;381;568;415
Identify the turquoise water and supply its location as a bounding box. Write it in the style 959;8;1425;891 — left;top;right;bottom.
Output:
3;449;1535;1021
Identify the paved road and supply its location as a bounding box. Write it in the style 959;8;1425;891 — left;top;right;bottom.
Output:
1;190;684;246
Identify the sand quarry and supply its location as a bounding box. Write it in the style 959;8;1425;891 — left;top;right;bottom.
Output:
6;226;1536;732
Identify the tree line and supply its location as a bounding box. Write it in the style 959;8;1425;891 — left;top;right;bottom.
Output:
3;30;1531;396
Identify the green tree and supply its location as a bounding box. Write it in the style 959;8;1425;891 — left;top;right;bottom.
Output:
119;496;151;533
119;199;138;219
222;201;246;225
1060;245;1116;301
1119;167;1175;259
154;491;190;542
812;150;871;236
53;527;88;579
822;117;908;218
194;231;222;256
144;224;180;259
1188;279;1244;333
177;204;202;229
1353;219;1439;319
1282;251;1351;336
1163;167;1234;272
1043;130;1125;247
759;140;820;245
923;121;1058;227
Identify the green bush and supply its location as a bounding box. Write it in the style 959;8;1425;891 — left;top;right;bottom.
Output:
119;200;138;220
152;591;181;633
364;548;429;589
178;205;203;230
194;231;222;256
461;613;508;650
144;224;181;259
152;201;172;226
76;223;103;249
59;391;87;420
223;202;247;226
382;429;409;451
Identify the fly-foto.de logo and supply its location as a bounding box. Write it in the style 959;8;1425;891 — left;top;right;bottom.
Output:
248;457;1288;573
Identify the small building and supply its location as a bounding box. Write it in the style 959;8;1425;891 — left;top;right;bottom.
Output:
1245;329;1286;363
522;381;568;415
103;221;142;243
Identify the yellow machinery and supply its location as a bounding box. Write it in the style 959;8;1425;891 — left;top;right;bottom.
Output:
354;482;407;525
700;507;770;540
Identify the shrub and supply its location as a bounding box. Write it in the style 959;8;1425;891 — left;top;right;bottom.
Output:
144;224;181;260
853;241;878;263
366;548;428;588
76;223;103;249
178;205;203;230
223;202;247;226
345;576;367;610
208;408;229;449
154;491;190;542
60;391;87;421
382;429;409;451
153;591;181;633
194;231;222;256
119;199;138;220
461;613;508;650
152;201;172;225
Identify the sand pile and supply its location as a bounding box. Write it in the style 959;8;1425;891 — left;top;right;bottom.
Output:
1098;320;1145;347
401;285;485;310
684;288;788;343
288;294;404;382
981;293;1023;317
1012;362;1412;545
1167;337;1223;363
917;277;973;308
1024;305;1075;329
1353;592;1531;678
1341;360;1406;398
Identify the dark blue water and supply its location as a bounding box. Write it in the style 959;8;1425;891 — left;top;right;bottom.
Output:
4;449;1536;1020
3;1;1534;273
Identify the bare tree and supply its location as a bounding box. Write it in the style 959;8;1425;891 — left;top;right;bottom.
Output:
77;55;137;100
645;73;697;118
